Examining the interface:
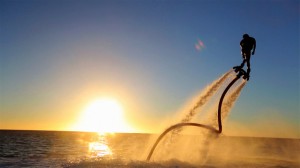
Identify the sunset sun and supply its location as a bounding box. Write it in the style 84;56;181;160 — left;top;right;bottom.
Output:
76;98;130;133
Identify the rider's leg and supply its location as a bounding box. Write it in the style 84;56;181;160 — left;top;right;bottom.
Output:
240;60;245;68
240;52;246;68
246;54;251;76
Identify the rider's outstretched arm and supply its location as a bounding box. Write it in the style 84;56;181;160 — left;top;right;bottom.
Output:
252;39;256;55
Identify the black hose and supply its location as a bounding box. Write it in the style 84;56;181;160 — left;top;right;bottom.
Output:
146;73;244;161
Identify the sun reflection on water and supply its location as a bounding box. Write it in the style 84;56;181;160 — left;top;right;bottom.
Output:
88;133;112;158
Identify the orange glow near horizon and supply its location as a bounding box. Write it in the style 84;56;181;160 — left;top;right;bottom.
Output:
73;98;133;133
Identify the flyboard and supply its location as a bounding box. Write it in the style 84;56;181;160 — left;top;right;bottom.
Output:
233;66;249;81
146;66;249;161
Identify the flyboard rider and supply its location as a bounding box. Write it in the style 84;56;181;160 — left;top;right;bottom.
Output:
238;33;256;80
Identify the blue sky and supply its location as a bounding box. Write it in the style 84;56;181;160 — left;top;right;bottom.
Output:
0;0;299;137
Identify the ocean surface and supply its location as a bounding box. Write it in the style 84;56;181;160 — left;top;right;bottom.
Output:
0;130;299;168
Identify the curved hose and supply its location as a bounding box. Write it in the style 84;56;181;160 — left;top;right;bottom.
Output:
146;74;243;161
217;76;239;133
146;123;219;161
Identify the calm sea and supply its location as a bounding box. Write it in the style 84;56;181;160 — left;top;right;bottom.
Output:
0;130;299;168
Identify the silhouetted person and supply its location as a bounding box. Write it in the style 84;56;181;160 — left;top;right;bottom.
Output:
240;34;256;77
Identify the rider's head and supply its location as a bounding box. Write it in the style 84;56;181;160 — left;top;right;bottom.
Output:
243;34;249;39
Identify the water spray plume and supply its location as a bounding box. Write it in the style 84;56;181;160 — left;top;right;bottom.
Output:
169;70;233;138
181;70;232;124
146;69;247;161
221;81;246;120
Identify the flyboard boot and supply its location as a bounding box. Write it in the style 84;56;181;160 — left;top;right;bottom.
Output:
243;68;250;81
233;66;250;81
233;65;242;73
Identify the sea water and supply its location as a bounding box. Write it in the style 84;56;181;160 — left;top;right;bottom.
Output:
0;130;299;168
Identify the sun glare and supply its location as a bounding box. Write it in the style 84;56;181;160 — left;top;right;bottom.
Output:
76;98;130;133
